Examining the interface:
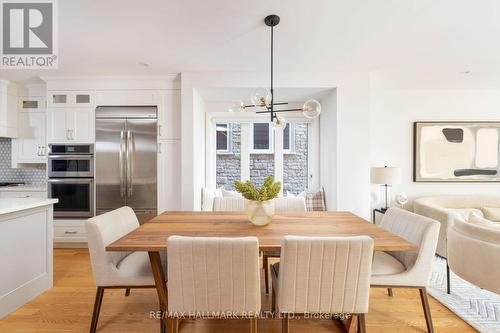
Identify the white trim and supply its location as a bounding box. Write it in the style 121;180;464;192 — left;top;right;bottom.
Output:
274;124;284;195
240;124;250;181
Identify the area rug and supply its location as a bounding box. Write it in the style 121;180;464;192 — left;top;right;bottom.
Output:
428;257;500;333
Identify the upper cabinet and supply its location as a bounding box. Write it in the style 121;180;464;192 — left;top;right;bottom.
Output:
0;80;18;138
11;96;47;165
47;91;93;108
47;90;94;144
47;107;94;143
158;90;181;140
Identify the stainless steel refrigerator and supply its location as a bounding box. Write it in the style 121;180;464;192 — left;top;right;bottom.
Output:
95;106;157;223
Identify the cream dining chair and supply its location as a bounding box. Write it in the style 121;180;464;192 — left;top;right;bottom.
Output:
85;207;167;333
370;207;440;333
271;235;374;333
212;196;307;294
167;236;261;333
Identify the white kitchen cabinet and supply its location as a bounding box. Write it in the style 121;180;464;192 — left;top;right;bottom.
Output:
53;220;87;245
47;107;94;143
95;90;158;106
47;91;93;108
0;80;18;138
158;139;181;213
158;90;181;140
12;111;47;164
12;95;47;165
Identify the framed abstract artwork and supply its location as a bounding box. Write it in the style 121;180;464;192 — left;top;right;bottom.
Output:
414;121;500;182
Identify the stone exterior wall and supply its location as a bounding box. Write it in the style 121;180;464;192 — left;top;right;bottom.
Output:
216;123;308;194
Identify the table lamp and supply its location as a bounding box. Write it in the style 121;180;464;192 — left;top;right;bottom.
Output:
371;166;402;211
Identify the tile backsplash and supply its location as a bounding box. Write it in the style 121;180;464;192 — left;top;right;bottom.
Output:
0;138;47;185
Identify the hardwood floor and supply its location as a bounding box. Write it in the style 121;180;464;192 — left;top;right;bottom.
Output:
0;249;476;333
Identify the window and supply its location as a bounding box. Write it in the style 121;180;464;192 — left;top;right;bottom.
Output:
216;123;240;190
207;115;318;195
216;123;230;152
283;123;294;153
251;123;273;153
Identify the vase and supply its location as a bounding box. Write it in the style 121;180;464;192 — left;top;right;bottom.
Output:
245;199;275;226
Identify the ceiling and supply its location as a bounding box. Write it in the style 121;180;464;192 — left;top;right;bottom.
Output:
2;0;500;83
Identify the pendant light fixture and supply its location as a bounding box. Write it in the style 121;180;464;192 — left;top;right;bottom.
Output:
229;15;322;124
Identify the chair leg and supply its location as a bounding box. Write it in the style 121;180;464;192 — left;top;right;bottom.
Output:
281;314;289;333
89;287;104;333
387;288;393;296
250;317;257;333
125;288;131;297
172;318;179;333
263;254;269;294
357;314;366;333
160;316;166;333
419;288;435;333
446;260;451;294
271;288;276;313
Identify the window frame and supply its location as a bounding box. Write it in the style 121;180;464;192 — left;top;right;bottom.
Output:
215;122;232;154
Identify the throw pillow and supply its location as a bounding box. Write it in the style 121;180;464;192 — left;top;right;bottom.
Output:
300;190;326;211
449;208;483;221
481;207;500;222
201;188;222;211
468;212;500;231
221;188;242;198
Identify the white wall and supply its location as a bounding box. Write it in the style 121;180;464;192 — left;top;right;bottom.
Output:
181;71;372;218
319;90;337;210
370;74;500;209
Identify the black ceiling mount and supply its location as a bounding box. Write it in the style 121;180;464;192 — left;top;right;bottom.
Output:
264;15;280;27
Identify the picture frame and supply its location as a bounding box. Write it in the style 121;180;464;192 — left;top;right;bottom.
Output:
414;121;500;182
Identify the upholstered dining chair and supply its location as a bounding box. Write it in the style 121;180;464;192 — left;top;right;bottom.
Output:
447;218;500;294
271;235;374;333
370;207;440;333
262;197;307;294
167;236;261;333
86;207;166;333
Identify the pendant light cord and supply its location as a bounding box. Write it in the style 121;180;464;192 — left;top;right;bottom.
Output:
270;25;274;121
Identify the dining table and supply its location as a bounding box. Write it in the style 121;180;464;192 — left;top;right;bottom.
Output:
106;211;417;331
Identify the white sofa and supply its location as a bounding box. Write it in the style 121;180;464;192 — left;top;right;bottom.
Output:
448;218;500;294
413;195;500;257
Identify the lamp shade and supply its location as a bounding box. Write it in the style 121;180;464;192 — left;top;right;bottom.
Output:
371;166;402;185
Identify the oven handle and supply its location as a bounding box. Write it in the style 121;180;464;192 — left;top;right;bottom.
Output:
119;130;125;198
48;178;94;184
48;155;93;159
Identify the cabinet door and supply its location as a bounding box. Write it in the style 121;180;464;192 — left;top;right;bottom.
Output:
158;90;181;140
47;109;70;143
14;112;47;163
71;108;94;143
48;91;93;107
157;140;181;213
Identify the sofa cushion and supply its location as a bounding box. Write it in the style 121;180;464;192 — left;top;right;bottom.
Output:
371;252;406;276
221;188;242;197
481;207;500;222
449;208;483;221
469;213;500;231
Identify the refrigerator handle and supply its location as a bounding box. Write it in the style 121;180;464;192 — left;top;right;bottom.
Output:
127;130;134;197
119;130;125;197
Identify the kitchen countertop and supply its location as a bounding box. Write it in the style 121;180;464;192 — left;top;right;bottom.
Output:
0;185;47;192
0;198;58;215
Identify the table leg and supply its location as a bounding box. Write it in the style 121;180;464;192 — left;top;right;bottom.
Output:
149;251;171;332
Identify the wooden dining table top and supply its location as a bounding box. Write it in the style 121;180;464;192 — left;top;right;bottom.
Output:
106;211;417;252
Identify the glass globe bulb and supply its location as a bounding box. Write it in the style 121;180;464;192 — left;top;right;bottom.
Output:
272;115;286;130
228;100;244;113
302;99;322;119
250;88;271;107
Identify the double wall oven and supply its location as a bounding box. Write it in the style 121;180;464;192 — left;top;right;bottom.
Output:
48;144;94;218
